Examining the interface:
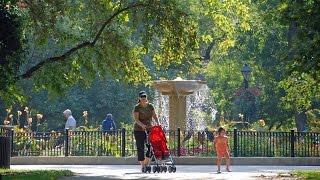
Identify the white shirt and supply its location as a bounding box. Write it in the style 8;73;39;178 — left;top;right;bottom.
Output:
65;115;76;130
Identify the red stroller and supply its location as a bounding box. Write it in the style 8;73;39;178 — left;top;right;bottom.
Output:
145;125;176;173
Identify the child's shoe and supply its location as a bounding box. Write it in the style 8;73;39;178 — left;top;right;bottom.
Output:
217;170;221;174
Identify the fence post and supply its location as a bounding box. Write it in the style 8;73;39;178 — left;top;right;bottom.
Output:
233;128;238;157
121;128;126;157
177;128;181;157
10;129;14;157
290;129;295;157
65;128;69;157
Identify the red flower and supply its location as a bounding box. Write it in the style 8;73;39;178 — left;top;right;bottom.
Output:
234;87;260;97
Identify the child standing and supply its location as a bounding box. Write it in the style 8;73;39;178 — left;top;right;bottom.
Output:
214;127;231;173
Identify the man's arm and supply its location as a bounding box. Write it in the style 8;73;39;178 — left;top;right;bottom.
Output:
65;118;71;129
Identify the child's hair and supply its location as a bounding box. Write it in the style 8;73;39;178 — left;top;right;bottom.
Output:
217;127;225;135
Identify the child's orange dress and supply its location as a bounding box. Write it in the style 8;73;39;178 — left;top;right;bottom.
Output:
214;136;229;157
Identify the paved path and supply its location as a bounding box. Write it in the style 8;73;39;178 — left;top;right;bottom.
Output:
11;165;319;179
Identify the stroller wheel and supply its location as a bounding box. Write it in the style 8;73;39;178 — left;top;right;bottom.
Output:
172;166;176;173
168;166;172;173
152;166;156;173
156;166;161;173
159;166;163;173
162;166;167;173
146;165;151;173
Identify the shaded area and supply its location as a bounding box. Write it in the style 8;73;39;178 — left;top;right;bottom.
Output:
10;165;320;180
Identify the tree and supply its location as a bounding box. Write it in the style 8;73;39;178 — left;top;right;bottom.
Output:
205;0;320;131
1;0;254;106
0;0;194;105
18;77;142;130
278;0;320;112
276;0;320;131
0;1;24;104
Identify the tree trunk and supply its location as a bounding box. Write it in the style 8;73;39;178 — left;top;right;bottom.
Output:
287;21;297;60
295;111;307;132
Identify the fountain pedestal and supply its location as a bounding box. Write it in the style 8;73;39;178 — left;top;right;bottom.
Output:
169;95;187;131
153;78;206;131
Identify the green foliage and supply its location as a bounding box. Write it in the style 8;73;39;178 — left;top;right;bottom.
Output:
10;78;142;130
0;2;26;105
204;0;320;130
205;60;242;119
0;0;258;130
0;169;73;180
18;0;201;95
69;132;122;157
306;109;320;132
0;0;255;106
279;0;320;81
293;170;320;179
280;72;319;111
1;0;319;132
277;0;320;112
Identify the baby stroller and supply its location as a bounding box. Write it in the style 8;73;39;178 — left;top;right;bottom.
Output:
145;125;176;173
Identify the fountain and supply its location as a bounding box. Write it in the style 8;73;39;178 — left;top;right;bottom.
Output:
153;77;211;131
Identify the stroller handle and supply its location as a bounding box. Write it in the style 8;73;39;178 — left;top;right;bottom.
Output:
145;124;162;134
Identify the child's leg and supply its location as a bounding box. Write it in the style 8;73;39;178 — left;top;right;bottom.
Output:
144;157;150;166
216;155;222;172
225;153;231;171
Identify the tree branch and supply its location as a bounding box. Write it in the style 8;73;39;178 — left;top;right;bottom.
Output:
201;35;225;63
202;41;215;62
20;2;145;79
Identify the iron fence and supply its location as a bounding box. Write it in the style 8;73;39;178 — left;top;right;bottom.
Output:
3;127;319;157
0;126;13;168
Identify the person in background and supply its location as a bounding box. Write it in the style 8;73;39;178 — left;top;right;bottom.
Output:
214;127;231;173
63;109;76;130
102;113;117;134
205;127;214;141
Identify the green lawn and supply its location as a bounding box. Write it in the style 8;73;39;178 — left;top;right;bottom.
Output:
293;171;320;180
0;169;73;180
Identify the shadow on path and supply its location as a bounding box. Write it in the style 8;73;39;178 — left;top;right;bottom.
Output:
11;165;318;180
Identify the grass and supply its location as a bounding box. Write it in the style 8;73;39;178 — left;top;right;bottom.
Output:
293;171;320;180
0;169;73;180
278;170;320;180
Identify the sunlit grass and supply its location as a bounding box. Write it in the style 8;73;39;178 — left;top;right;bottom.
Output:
293;170;320;180
0;169;73;180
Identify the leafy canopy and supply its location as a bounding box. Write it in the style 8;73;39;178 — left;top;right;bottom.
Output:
1;0;253;105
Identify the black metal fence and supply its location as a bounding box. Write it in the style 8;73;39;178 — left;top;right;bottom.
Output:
234;129;320;157
4;127;320;157
0;126;13;168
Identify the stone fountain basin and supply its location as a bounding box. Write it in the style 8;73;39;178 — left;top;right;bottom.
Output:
153;80;206;95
